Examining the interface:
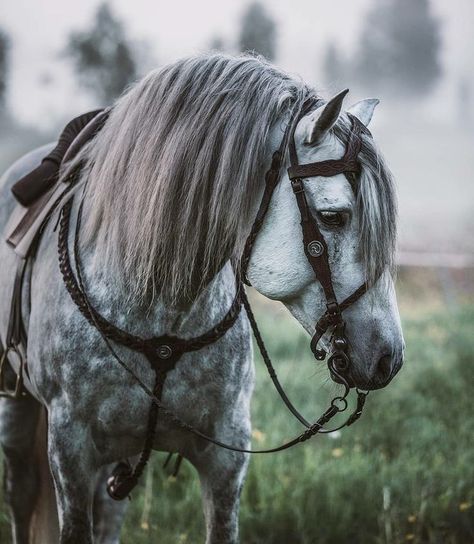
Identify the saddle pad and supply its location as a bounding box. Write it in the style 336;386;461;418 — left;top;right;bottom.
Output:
5;109;108;258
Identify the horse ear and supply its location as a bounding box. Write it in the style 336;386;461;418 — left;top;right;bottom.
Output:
306;89;349;145
347;98;379;127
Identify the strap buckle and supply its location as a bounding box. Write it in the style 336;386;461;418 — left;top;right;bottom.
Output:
290;178;304;193
0;345;26;399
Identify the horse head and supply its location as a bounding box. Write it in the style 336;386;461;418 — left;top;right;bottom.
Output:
247;91;405;390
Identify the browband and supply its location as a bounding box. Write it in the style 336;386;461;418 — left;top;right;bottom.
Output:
287;112;371;188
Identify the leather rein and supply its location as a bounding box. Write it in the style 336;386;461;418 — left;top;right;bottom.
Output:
56;97;373;500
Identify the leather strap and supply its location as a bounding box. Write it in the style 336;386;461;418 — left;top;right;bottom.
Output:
288;158;360;180
290;178;337;305
6;258;28;349
287;113;366;181
11;110;104;206
58;196;243;370
286;111;372;360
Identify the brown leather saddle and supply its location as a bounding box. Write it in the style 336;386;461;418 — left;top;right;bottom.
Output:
0;109;109;397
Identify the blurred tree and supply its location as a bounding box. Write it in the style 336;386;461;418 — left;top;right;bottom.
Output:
323;43;346;85
65;3;139;104
238;2;277;61
0;28;10;109
353;0;441;97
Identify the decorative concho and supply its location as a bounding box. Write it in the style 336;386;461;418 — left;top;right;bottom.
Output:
307;240;324;257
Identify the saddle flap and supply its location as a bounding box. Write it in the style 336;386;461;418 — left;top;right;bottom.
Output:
4;109;108;258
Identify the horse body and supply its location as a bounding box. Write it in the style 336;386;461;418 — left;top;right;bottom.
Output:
0;144;255;543
0;53;404;543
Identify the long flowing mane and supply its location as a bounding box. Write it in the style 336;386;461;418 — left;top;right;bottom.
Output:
67;52;396;306
73;53;310;305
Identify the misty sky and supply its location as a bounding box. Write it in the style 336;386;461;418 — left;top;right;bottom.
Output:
2;0;473;126
2;0;474;254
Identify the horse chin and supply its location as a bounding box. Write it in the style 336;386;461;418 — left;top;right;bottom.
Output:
338;364;401;391
327;354;401;391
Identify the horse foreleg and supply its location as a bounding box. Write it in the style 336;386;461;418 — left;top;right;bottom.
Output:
192;444;250;544
47;408;97;544
0;373;41;544
92;465;129;544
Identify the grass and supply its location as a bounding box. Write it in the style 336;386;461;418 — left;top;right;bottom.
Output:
1;300;473;543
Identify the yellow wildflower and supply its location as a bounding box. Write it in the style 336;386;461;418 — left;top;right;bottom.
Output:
407;514;417;523
459;502;471;512
332;447;344;458
405;534;415;541
252;429;266;443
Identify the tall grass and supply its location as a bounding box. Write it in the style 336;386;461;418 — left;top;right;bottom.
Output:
0;304;473;543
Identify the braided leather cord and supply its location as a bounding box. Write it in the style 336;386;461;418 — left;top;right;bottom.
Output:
58;198;243;359
240;149;283;281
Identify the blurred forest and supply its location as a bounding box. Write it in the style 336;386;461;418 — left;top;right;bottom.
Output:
1;0;473;257
0;0;473;542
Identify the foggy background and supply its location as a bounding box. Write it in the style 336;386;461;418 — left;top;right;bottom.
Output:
1;0;473;268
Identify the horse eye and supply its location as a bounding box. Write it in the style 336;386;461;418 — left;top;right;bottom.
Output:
317;211;346;227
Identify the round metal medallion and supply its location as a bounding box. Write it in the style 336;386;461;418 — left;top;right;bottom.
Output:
307;240;324;257
157;345;172;359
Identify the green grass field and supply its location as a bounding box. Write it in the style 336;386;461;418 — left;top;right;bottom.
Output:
1;296;473;543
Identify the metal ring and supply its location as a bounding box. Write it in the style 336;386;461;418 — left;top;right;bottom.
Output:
157;345;172;359
328;351;350;372
331;396;348;412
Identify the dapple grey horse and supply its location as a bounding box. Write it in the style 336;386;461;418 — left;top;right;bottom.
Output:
0;53;404;543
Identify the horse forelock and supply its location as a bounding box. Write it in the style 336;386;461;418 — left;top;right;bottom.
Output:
74;52;311;306
333;116;398;286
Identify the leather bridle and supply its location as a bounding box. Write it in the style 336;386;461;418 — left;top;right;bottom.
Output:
242;97;373;381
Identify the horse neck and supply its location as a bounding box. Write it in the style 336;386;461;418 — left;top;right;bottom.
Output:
80;233;239;340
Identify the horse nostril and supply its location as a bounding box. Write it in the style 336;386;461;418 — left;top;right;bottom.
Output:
375;354;393;385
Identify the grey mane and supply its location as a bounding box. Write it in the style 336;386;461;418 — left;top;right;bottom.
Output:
61;51;396;307
67;52;311;306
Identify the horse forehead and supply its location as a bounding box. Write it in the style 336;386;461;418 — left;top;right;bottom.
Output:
296;131;346;163
305;175;354;208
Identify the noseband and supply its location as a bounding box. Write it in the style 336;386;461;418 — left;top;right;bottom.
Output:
242;98;373;383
